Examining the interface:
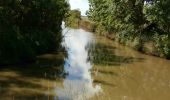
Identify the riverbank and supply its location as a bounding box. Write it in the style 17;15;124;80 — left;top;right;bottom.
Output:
79;18;170;59
92;35;170;100
1;27;170;100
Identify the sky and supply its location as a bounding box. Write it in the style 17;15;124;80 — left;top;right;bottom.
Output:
69;0;89;16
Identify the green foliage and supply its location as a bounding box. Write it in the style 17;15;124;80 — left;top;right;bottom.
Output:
65;9;81;28
153;33;170;58
144;0;170;34
88;0;145;35
88;0;170;58
95;24;108;36
0;26;35;64
0;0;69;65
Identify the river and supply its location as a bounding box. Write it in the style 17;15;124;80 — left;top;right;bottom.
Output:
0;27;170;100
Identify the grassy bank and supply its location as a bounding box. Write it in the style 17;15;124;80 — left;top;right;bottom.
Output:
65;8;170;59
79;18;170;59
86;0;170;59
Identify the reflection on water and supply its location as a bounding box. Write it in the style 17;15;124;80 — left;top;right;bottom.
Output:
0;52;65;100
55;27;101;100
1;26;170;100
92;36;170;100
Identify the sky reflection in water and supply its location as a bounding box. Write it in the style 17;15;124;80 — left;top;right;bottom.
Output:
55;24;101;100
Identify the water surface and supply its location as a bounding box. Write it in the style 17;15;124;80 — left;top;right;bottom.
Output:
56;27;101;100
0;28;170;100
92;36;170;100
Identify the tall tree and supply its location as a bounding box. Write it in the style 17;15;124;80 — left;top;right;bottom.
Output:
0;0;69;64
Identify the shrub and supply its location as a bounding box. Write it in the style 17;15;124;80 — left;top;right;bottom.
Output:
153;33;170;58
0;0;69;65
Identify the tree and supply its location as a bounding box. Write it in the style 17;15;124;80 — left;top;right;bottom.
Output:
87;0;170;58
0;0;69;65
144;0;170;34
65;9;81;28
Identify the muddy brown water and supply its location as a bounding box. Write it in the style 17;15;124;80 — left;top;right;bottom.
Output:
0;32;170;100
92;36;170;100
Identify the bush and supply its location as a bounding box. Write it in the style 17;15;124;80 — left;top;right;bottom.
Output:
0;0;69;65
153;33;170;58
88;0;170;58
65;10;81;28
131;37;142;50
95;24;108;36
0;26;36;65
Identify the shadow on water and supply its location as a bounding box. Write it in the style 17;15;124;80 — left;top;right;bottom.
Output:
93;79;115;87
92;42;145;66
0;52;65;100
95;69;119;76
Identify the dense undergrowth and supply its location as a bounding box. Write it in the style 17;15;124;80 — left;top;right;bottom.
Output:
65;9;81;28
87;0;170;59
0;0;69;65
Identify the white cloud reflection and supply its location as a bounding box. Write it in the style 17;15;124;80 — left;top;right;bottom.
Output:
55;23;101;100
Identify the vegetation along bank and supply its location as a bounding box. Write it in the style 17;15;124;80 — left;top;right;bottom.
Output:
86;0;170;59
0;0;69;65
